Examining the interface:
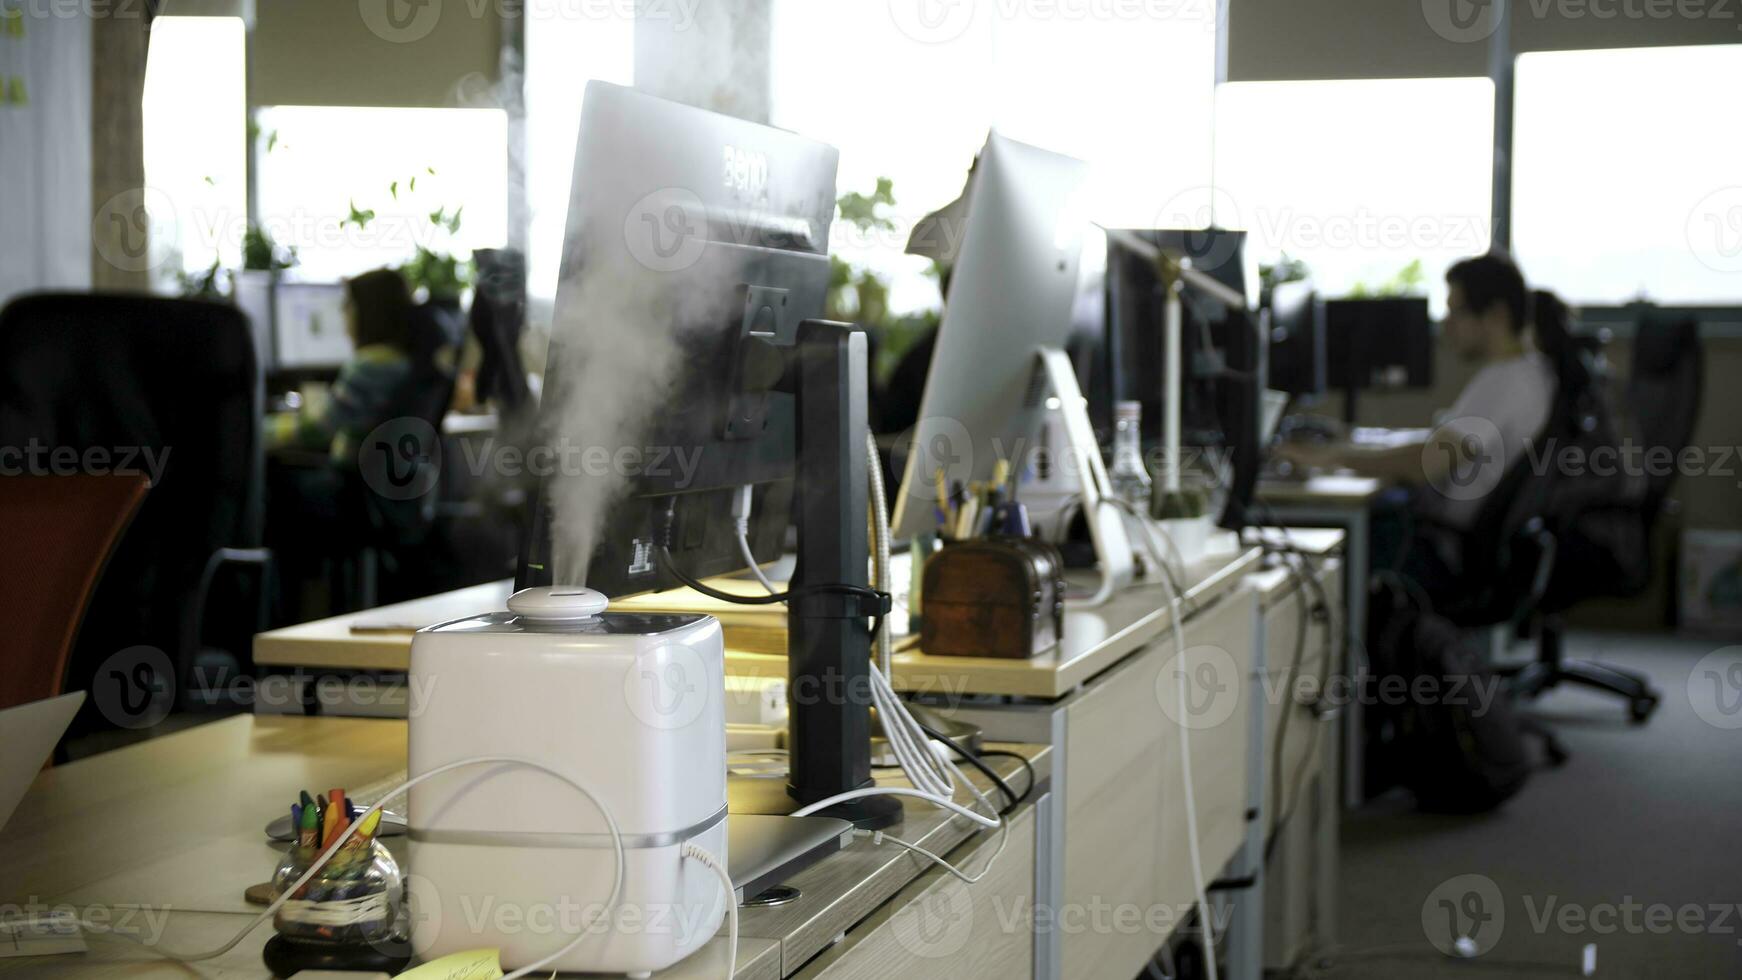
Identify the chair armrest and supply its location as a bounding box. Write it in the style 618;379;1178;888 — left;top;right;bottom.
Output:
1517;518;1558;616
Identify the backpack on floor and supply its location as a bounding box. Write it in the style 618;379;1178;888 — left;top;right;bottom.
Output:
1369;579;1532;814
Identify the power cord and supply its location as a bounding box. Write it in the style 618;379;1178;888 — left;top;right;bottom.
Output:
76;756;642;980
681;842;737;977
658;542;888;611
915;720;1027;816
1152;553;1222;980
731;485;781;596
976;750;1038;810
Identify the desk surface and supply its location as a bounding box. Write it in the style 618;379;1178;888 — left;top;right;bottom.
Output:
0;716;1046;979
1255;474;1385;506
255;547;1264;701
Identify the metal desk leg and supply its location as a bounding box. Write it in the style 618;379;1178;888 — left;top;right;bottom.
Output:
1225;607;1270;980
1342;508;1368;809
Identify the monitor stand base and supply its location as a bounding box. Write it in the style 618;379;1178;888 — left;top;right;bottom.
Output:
1034;346;1135;606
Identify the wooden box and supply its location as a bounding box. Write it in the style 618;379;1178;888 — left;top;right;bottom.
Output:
920;538;1065;658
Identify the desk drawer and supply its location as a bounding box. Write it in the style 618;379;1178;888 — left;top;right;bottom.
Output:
1061;585;1256;980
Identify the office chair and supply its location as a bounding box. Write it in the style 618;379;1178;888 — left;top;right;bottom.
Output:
338;305;459;609
1374;337;1612;771
0;293;271;724
0;473;150;712
1516;314;1703;722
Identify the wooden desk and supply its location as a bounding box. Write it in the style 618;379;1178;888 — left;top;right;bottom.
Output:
0;716;1045;980
1256;475;1384;808
248;546;1273;980
253;549;1262;703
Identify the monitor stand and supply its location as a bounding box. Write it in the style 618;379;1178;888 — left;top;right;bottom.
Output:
1034;347;1135;606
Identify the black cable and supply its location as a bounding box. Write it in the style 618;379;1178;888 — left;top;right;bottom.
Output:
1264;551;1311;861
914;720;1027;817
1263;546;1337;862
658;544;887;610
975;750;1038;812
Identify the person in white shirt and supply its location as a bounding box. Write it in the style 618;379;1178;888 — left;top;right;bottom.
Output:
1277;252;1570;581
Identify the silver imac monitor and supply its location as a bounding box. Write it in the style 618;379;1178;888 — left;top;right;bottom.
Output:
890;132;1091;540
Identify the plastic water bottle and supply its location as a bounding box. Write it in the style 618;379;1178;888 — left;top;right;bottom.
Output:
1109;400;1152;509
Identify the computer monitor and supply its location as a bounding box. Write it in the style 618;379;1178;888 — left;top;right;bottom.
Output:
1266;281;1326;398
515;82;836;598
1324;297;1434;423
1102;231;1264;529
890;132;1091;541
273;281;353;371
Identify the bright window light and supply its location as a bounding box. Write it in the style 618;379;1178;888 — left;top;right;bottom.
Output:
1512;44;1742;306
143;15;247;282
1214;77;1495;315
772;0;994;316
524;0;633;303
254;106;508;282
771;2;1220;317
988;8;1217;231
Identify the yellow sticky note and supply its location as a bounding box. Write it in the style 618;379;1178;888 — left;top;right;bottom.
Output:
393;948;504;980
8;76;23;106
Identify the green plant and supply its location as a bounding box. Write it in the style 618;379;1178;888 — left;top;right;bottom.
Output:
177;258;227;300
242;224;297;272
1258;253;1310;306
825;177;943;380
401;244;471;302
1348;259;1426;299
339;170;473;301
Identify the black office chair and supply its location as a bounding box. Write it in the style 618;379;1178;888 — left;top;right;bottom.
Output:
1373;333;1618;771
338;304;458;608
0;292;271;723
1517;313;1703;722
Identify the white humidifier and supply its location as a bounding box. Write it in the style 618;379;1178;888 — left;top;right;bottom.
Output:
406;586;728;976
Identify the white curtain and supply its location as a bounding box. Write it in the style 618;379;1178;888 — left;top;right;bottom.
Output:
0;5;92;306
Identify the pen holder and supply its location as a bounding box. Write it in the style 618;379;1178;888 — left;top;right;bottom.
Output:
262;841;409;978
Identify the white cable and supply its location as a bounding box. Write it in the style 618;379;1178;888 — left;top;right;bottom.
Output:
790;786;999;829
733;484;781;596
682;842;738;979
1108;496;1188;586
1154;563;1221;980
79;756;625;980
858;821;1011;885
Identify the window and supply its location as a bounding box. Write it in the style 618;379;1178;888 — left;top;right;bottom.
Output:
771;1;1219;317
523;1;634;304
142;15;247;283
771;0;995;316
1512;44;1742;306
253;106;508;283
1213;77;1495;315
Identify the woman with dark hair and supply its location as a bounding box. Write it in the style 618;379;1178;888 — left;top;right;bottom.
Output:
265;268;421;457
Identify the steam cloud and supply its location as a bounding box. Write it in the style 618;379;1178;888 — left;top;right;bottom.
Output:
544;207;744;585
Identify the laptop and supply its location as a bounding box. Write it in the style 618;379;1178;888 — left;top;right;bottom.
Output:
0;692;84;833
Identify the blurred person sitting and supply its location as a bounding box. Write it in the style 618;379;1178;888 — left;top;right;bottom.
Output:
1276;252;1572;590
264;268;451;617
265;268;428;459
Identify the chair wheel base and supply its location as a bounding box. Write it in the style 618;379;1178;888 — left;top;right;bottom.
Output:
1629;695;1659;725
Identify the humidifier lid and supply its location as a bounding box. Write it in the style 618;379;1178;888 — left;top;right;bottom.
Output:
506;585;609;623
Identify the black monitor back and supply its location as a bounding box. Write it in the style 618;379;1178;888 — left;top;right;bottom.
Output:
516;83;838;597
1325;297;1434;390
1266;281;1326;397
